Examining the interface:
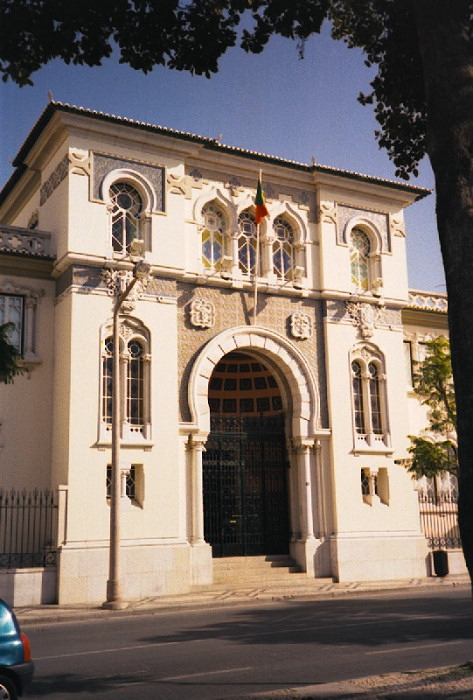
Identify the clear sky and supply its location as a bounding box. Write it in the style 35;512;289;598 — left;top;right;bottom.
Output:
0;22;445;292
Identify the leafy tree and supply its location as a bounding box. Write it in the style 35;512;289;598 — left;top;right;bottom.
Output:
0;322;25;384
1;0;473;588
403;337;458;479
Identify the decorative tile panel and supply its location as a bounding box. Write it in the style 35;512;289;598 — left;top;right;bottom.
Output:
337;205;390;252
93;154;164;210
40;155;68;205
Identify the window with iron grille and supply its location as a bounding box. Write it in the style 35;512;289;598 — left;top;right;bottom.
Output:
109;182;143;256
272;217;295;281
237;210;258;276
106;464;136;500
0;294;24;353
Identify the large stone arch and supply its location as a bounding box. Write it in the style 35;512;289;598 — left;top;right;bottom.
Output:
188;325;320;438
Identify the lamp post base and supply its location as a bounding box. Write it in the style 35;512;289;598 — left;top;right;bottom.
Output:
101;599;129;610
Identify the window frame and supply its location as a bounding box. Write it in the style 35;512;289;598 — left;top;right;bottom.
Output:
350;347;391;454
99;320;152;446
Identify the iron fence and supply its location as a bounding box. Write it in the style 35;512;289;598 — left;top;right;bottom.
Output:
0;489;58;568
418;491;461;550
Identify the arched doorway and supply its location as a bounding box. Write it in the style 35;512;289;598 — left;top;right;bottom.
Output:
203;351;290;557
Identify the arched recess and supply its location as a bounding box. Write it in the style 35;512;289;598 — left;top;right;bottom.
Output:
270;203;307;246
101;168;156;213
342;215;384;254
193;188;238;231
188;326;320;439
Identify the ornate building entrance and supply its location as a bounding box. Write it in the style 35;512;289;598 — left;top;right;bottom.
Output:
203;352;290;557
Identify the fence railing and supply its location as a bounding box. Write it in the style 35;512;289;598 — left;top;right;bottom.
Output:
0;489;58;568
418;491;461;550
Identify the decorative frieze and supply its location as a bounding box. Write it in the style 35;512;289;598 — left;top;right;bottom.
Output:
290;312;313;339
40;155;68;205
326;299;402;335
189;298;215;328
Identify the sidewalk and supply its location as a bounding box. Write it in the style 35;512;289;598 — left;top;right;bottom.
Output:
15;572;470;625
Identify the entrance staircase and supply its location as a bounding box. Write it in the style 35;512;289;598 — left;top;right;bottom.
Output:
212;555;310;588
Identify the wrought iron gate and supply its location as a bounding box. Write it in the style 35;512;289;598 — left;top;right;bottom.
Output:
203;413;289;557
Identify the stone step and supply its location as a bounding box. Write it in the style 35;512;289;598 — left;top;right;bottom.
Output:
212;555;306;584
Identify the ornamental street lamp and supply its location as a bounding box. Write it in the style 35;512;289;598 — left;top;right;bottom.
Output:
103;242;151;610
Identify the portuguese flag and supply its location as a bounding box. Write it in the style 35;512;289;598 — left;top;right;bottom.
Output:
254;178;269;224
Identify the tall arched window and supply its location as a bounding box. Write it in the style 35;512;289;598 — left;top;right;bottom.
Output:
237;210;257;276
272;217;295;281
351;360;366;434
350;227;371;290
201;202;226;270
100;325;151;444
109;182;143;255
127;339;145;428
351;350;390;449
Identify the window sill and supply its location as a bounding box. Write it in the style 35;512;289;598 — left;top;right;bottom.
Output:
353;437;393;456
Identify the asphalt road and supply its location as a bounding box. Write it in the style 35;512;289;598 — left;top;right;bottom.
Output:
23;587;473;699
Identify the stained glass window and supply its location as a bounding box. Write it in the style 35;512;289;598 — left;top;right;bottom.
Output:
202;203;226;270
350;227;371;290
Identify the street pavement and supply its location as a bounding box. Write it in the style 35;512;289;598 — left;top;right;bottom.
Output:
15;573;473;698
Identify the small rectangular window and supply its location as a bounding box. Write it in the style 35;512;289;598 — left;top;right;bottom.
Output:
106;464;136;500
404;341;413;386
0;294;24;352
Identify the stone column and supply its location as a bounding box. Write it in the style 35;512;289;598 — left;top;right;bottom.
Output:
188;436;207;545
294;439;315;542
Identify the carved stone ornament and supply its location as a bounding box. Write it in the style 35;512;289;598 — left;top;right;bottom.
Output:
346;302;381;339
290;312;313;340
189;299;215;328
101;268;150;313
319;201;337;224
69;150;91;177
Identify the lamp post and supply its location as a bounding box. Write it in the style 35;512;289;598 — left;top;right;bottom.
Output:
103;244;151;610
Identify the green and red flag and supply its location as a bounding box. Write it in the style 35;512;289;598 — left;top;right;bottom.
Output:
254;179;269;224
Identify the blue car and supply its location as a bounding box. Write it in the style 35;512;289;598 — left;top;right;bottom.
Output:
0;599;34;699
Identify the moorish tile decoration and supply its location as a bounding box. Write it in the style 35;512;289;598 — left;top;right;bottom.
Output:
189;298;215;328
40;155;69;205
290;312;313;339
337;205;390;252
93;154;165;210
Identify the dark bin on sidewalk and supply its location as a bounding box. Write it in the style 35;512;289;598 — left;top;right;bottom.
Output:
433;549;449;577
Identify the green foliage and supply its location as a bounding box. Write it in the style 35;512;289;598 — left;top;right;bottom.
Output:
0;322;25;384
0;0;435;178
403;336;458;478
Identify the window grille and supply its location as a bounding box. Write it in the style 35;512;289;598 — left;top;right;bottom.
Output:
237;211;257;276
127;339;144;428
368;363;382;434
109;182;143;255
272;217;295;281
0;294;24;352
106;464;136;500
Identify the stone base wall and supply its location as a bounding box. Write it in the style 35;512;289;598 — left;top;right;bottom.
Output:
0;568;57;606
57;542;195;604
330;533;430;582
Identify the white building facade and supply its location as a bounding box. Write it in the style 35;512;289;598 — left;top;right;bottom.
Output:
0;102;463;606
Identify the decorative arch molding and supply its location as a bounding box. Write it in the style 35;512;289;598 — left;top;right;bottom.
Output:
269;203;307;246
193;188;238;230
188;326;320;438
350;340;384;366
343;216;384;254
101;168;157;213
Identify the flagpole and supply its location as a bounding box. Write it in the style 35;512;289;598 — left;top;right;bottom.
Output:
253;169;262;325
253;220;260;325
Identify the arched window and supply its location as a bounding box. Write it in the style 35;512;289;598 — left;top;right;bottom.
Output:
350;227;371;290
100;325;151;444
109;182;143;256
201;202;226;270
272;217;295;281
351;360;365;434
351;350;390;449
127;339;145;428
237;210;257;276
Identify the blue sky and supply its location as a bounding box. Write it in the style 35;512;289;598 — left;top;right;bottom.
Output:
0;23;444;292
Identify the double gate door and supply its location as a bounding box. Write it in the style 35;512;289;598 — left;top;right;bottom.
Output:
203;413;289;557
